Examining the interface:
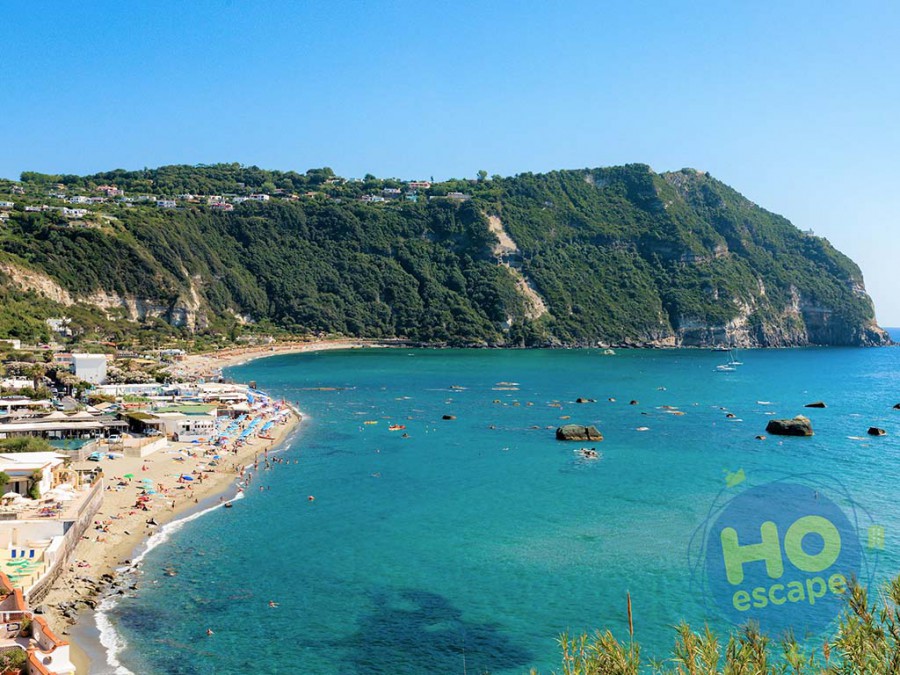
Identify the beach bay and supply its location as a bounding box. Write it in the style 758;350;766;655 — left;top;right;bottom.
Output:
99;346;900;674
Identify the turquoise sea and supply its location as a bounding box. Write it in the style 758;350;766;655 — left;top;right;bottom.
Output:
99;344;900;674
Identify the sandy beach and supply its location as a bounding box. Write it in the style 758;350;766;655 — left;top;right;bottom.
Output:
166;338;386;381
41;338;381;672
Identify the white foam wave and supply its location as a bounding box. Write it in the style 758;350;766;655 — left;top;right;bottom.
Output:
95;595;136;675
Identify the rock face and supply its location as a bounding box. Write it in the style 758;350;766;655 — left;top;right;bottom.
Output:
556;424;603;441
805;401;827;408
868;427;886;436
765;416;814;437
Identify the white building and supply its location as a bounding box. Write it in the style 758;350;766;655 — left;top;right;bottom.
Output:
72;353;107;384
249;193;270;202
156;200;177;209
0;452;66;497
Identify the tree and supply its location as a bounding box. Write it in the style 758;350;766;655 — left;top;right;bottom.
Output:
27;470;43;500
477;170;488;182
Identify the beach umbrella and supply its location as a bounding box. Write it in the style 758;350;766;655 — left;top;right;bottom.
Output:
1;492;22;501
181;475;194;481
124;473;135;480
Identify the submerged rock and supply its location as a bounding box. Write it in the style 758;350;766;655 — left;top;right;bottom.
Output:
868;427;887;436
765;416;814;437
556;424;603;441
805;401;827;408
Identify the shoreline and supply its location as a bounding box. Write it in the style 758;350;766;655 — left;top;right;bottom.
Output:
42;342;360;673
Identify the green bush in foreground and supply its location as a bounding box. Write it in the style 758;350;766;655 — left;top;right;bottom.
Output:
549;576;900;674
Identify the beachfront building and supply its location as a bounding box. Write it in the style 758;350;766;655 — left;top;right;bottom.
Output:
0;410;127;441
0;399;52;416
147;404;217;441
28;615;76;675
0;584;77;674
0;546;84;674
0;452;67;497
72;354;107;385
93;382;165;398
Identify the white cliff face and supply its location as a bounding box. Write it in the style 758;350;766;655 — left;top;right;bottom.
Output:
2;261;209;330
2;262;74;305
487;214;549;322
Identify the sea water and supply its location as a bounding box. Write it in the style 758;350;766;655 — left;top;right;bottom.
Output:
101;345;900;674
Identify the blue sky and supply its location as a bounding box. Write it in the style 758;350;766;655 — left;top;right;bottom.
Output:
4;2;899;323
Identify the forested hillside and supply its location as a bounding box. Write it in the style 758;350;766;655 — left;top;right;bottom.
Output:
0;163;887;348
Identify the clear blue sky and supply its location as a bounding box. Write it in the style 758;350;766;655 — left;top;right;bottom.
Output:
4;2;899;323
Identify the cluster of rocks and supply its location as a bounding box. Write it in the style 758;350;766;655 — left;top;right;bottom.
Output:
54;567;138;630
556;424;603;441
765;401;892;438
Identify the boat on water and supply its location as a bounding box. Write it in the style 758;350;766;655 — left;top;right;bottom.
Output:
715;349;742;372
388;424;406;431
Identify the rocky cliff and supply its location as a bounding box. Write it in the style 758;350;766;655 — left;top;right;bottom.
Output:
0;163;888;347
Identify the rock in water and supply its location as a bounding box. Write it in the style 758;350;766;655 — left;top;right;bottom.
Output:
765;416;814;437
442;414;456;420
556;424;603;441
867;427;887;436
804;401;827;408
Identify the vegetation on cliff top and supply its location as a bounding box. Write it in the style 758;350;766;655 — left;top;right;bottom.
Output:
0;164;886;348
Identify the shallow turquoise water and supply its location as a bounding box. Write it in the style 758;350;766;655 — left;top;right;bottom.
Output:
108;347;900;674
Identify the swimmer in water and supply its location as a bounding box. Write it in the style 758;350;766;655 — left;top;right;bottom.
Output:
268;600;279;608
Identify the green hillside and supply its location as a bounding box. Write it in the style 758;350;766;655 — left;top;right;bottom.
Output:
0;163;887;348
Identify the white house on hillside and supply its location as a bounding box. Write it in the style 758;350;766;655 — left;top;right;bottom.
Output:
72;354;107;384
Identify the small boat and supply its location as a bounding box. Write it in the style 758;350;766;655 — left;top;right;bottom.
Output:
603;348;616;355
388;424;406;431
715;364;736;372
364;420;378;425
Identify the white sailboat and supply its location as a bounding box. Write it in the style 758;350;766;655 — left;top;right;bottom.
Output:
715;348;742;372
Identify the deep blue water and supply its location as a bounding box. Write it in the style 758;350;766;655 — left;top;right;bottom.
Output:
105;346;900;674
